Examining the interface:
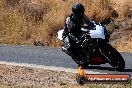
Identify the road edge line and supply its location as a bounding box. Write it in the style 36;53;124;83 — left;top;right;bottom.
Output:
0;61;106;74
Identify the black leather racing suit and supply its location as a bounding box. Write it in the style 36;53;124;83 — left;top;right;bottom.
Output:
62;14;96;65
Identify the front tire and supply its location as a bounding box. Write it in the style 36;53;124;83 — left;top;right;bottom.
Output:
108;45;125;71
100;44;125;71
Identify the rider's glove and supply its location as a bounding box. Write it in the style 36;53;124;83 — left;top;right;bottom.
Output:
76;40;83;48
75;39;80;44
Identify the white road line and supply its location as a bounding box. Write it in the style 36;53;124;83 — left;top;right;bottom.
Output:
0;61;107;74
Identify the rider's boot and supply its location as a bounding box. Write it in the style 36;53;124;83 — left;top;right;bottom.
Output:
79;52;91;69
62;46;69;54
77;59;89;69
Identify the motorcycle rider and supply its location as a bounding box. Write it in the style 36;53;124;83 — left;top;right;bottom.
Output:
62;3;109;67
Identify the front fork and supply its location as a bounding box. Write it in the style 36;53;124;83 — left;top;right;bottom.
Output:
99;47;116;69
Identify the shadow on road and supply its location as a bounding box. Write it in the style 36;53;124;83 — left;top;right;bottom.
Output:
86;66;132;72
122;69;132;72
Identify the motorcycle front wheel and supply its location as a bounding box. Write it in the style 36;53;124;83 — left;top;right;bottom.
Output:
100;44;125;71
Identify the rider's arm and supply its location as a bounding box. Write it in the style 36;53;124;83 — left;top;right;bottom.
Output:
62;23;68;39
63;16;81;43
62;17;73;39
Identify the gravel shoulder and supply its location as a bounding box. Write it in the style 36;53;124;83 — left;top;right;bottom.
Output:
0;64;132;88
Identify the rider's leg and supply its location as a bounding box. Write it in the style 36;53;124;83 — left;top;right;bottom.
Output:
81;39;100;63
62;37;84;66
62;36;70;54
62;36;75;57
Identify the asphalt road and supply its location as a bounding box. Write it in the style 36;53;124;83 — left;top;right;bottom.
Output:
0;45;132;75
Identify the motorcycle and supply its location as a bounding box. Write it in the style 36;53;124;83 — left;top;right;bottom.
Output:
57;24;125;71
